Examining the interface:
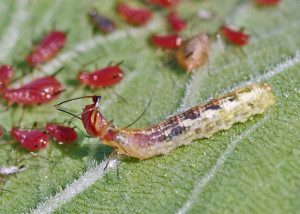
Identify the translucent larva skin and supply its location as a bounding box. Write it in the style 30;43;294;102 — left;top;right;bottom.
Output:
176;33;211;72
82;83;275;160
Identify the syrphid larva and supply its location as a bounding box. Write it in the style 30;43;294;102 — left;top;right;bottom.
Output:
56;83;275;159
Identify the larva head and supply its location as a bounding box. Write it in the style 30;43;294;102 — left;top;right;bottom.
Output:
81;96;114;138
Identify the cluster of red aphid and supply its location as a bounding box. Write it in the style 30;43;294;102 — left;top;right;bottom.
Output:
0;31;74;151
88;0;281;71
0;0;280;153
0;63;78;150
10;124;77;151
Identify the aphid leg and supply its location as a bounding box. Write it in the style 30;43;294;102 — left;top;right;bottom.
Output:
29;152;53;163
206;58;213;77
159;56;176;85
0;105;9;113
32;122;38;129
81;56;103;69
0;187;13;194
0;178;10;195
237;46;247;57
216;33;225;55
18;106;26;127
216;33;229;63
103;150;120;179
66;120;93;138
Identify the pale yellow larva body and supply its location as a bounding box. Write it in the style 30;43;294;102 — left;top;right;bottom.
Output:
102;83;275;159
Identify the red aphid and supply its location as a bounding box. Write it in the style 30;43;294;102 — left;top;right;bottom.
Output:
117;3;152;26
167;12;186;32
221;25;249;46
147;0;180;8
151;34;182;49
0;64;13;92
45;123;77;144
26;31;66;67
4;76;63;106
254;0;281;6
77;65;124;88
10;127;49;151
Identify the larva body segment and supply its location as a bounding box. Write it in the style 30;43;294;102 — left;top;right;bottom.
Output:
81;83;275;159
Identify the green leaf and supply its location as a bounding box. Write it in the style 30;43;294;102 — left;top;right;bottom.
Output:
0;0;299;213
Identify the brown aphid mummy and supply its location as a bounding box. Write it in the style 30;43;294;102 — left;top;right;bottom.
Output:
176;33;211;72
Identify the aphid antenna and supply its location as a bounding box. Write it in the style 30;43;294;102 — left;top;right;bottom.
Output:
51;66;65;77
80;56;103;69
29;152;54;163
55;89;66;96
64;29;71;36
0;188;13;193
123;88;156;129
116;60;124;66
107;60;124;67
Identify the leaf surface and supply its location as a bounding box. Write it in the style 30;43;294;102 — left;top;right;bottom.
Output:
0;0;299;213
